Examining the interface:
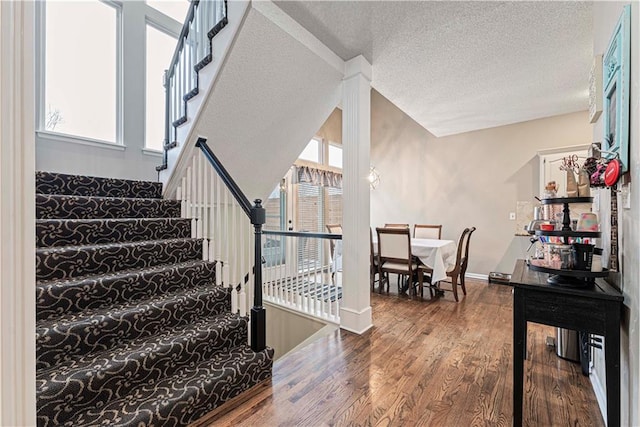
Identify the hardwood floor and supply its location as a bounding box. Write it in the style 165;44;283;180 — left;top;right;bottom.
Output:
197;280;604;426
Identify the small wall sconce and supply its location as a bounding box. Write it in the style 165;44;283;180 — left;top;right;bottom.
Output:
368;165;380;190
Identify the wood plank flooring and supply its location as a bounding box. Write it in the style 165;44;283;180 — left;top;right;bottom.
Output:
196;280;604;426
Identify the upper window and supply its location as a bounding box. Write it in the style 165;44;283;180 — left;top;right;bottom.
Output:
146;1;190;22
146;24;178;151
43;0;120;142
328;144;343;169
298;139;321;163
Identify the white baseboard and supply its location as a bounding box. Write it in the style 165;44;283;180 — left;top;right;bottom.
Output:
590;369;608;426
466;272;489;281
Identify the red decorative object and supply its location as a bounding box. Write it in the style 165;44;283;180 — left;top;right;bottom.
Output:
604;159;622;187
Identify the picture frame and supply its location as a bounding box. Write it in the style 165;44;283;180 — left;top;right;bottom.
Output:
602;5;631;173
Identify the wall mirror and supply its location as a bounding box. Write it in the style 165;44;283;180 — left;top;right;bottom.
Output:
602;4;630;172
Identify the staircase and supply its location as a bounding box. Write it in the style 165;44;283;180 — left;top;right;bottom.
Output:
35;171;273;427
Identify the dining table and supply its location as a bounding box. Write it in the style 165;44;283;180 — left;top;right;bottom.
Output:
372;237;457;283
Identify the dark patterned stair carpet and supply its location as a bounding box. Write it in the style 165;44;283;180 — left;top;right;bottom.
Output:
36;171;163;198
36;238;203;282
35;171;273;427
36;217;192;247
36;194;181;219
37;260;216;321
37;313;248;426
63;346;274;427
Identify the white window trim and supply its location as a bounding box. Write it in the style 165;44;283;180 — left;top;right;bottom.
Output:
35;0;124;145
36;130;126;151
141;147;163;157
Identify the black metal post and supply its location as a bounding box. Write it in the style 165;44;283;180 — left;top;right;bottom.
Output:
156;69;171;173
250;199;266;352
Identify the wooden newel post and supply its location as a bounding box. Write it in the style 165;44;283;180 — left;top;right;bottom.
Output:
250;199;266;352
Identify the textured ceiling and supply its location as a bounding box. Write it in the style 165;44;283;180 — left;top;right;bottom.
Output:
274;1;593;136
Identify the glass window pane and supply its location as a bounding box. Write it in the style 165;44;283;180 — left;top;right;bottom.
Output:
298;139;320;163
147;0;190;22
328;144;342;168
146;25;177;150
44;1;118;142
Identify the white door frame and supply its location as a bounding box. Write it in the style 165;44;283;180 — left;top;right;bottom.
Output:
0;1;36;425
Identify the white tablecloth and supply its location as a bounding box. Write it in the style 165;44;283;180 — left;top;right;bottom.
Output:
373;237;457;283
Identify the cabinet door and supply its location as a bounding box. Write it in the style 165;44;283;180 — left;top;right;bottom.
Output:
539;147;589;197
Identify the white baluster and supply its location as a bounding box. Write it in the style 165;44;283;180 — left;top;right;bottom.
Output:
197;153;204;239
202;155;209;260
190;157;197;236
224;187;229;282
177;186;182;216
185;166;192;221
215;261;222;286
208;168;215;262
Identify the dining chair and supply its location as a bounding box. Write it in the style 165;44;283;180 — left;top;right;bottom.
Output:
370;227;381;292
414;224;442;239
459;226;476;293
376;227;419;295
384;224;410;287
429;227;472;302
384;223;410;229
326;224;342;284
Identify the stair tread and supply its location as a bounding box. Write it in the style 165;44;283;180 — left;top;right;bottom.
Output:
37;312;244;379
63;345;273;427
36;282;224;329
36;260;218;322
36;237;202;256
36;193;174;201
36;171;163;199
36;194;181;220
36;237;203;282
37;259;213;288
35;217;190;224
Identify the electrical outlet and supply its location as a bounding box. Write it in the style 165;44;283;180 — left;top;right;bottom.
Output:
622;183;631;209
509;212;516;220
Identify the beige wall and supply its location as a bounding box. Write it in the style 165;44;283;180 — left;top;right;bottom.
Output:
265;302;329;360
590;3;640;425
370;90;592;275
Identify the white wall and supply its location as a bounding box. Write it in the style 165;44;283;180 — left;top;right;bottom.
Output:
590;3;640;425
35;1;181;181
370;89;591;276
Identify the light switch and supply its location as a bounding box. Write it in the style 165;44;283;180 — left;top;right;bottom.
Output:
509;212;516;220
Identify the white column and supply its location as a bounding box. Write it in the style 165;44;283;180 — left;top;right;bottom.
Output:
0;1;37;425
340;56;373;334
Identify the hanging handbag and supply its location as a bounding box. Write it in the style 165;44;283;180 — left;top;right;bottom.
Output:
566;169;578;197
577;169;591;197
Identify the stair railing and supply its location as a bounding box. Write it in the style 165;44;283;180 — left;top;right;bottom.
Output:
178;137;265;352
262;230;342;323
156;0;228;173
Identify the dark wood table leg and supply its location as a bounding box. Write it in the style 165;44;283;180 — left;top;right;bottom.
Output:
513;288;525;426
605;306;621;427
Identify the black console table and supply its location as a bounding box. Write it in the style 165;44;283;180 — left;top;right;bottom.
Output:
511;259;623;426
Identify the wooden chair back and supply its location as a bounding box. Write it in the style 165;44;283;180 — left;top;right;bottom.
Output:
461;226;476;278
451;228;471;275
377;227;412;262
326;224;342;254
384;223;410;229
414;224;442;239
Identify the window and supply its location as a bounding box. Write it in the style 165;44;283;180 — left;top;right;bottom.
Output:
264;183;286;231
43;0;120;142
328;144;342;169
146;24;178;150
146;1;190;22
298;139;320;163
293;138;342;233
